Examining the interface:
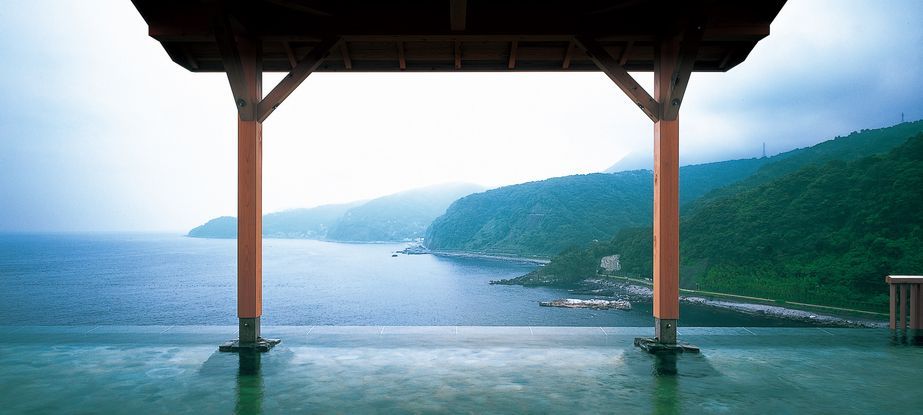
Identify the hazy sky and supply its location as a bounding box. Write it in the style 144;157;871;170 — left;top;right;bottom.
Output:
0;1;921;232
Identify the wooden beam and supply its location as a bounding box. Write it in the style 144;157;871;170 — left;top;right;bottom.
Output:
454;40;462;69
397;41;406;70
283;42;297;69
341;42;352;70
213;14;254;119
508;41;518;69
450;0;467;31
575;35;659;123
562;40;575;69
652;34;680;343
662;22;704;121
618;41;633;66
718;48;735;70
256;37;340;123
181;46;199;70
264;0;332;17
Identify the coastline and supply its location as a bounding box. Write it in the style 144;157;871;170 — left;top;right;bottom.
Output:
395;243;551;265
588;277;888;328
429;250;550;265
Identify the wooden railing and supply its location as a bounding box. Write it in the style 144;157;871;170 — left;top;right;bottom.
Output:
887;275;923;330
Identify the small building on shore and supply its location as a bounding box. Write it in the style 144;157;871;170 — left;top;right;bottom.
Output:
600;255;621;273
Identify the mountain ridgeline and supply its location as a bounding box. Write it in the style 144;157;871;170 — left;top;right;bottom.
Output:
425;171;652;258
327;183;485;242
521;121;923;312
188;183;483;242
424;156;774;257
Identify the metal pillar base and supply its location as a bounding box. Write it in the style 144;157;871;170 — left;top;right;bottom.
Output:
634;337;699;354
240;317;261;343
218;317;280;353
634;318;698;354
655;318;677;344
219;337;281;353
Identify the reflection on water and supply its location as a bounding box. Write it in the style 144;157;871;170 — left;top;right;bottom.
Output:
237;350;263;415
890;329;923;346
1;327;919;414
652;353;679;415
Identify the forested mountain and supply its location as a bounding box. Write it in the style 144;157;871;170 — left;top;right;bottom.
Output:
424;156;776;257
425;172;652;257
692;121;923;206
187;183;481;242
522;123;923;312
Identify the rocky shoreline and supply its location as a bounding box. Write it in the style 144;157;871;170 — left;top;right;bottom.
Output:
399;244;551;265
539;298;631;310
573;278;887;328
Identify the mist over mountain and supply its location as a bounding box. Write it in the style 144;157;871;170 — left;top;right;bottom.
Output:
188;183;482;242
327;183;485;242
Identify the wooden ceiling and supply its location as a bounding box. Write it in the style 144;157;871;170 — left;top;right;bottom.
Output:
132;0;786;73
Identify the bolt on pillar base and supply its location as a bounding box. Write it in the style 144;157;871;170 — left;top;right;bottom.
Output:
218;317;281;353
634;318;699;354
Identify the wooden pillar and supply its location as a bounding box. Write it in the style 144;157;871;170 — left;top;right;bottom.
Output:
890;283;897;329
911;284;920;330
899;284;907;330
237;38;263;344
652;37;680;344
918;285;923;331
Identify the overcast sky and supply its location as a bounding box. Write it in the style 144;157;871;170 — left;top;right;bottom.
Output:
0;0;921;232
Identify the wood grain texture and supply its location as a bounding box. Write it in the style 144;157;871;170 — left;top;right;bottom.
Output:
890;283;897;329
237;45;262;319
653;37;680;320
257;37;339;122
911;284;920;330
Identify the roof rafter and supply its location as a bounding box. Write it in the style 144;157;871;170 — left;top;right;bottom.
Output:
454;40;462;69
508;41;518;69
562;40;575;69
341;42;352;69
257;36;340;122
397;41;406;70
662;20;705;120
618;41;633;66
283;41;297;69
213;13;257;120
575;35;660;123
450;0;467;31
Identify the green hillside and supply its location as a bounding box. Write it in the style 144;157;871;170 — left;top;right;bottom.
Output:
424;156;775;257
425;172;652;257
525;127;923;312
694;120;923;205
680;133;923;310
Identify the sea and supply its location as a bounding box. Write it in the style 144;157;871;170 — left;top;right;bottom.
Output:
0;233;820;327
